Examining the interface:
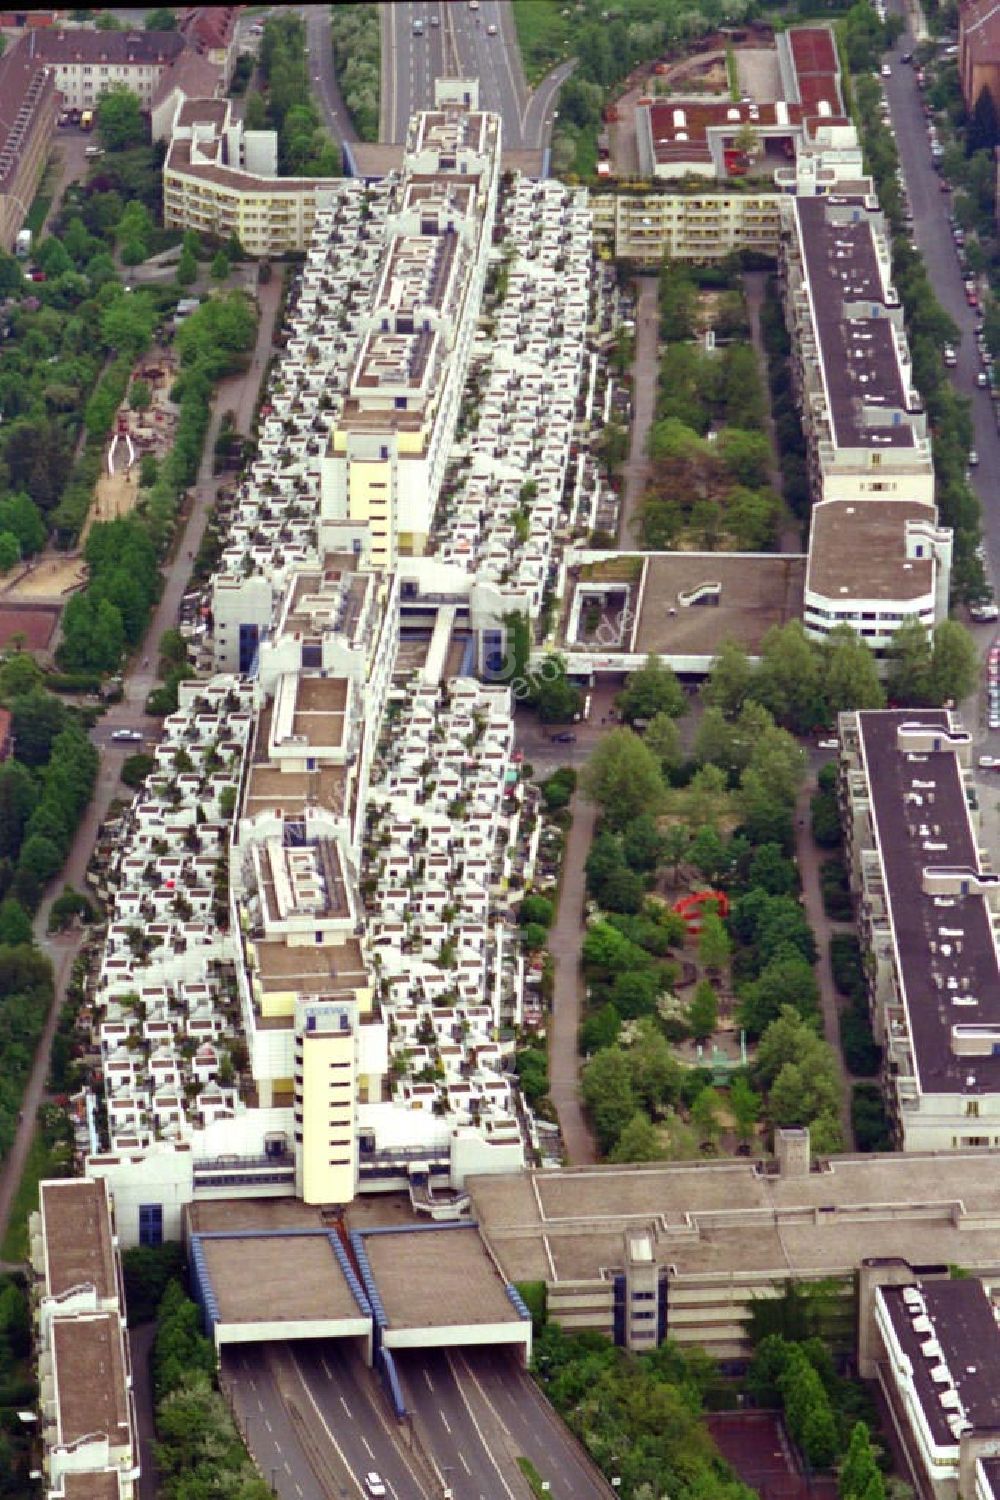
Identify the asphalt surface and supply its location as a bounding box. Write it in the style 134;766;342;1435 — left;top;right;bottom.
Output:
307;3;361;148
383;0;571;155
450;1348;614;1500
397;1348;613;1500
384;1;451;144
881;29;999;589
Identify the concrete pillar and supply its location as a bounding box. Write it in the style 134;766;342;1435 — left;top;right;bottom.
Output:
775;1126;810;1177
857;1257;916;1378
624;1226;659;1352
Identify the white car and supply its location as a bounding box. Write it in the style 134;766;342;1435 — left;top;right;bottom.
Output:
979;756;998;770
881;62;891;76
364;1477;386;1499
817;738;839;750
969;448;980;466
111;729;143;743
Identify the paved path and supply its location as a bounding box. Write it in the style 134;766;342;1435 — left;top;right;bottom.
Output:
547;793;598;1165
744;269;801;554
617;274;659;547
0;275;281;1252
793;781;856;1150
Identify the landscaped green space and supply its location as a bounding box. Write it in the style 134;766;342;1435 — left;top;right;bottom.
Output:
0;1108;73;1263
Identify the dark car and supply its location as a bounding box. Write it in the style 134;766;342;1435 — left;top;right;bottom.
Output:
552;731;576;743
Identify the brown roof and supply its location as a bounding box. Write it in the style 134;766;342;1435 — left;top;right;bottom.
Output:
24;27;185;66
181;5;239;52
960;0;1000;65
165;135;338;195
51;1312;131;1451
62;1473;122;1500
0;36;58;190
151;51;224;112
806;498;936;601
40;1178;116;1303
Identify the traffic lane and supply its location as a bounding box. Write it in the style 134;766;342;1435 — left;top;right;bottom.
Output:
395;1348;523;1500
453;1348;613;1500
883;45;1000;567
292;1341;431;1500
223;1348;321;1500
450;2;523;145
523;60;577;152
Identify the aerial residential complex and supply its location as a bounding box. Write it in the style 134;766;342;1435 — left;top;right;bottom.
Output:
85;84;578;1246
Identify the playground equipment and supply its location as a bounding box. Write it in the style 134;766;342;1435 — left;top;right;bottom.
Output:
672;889;729;935
107;414;136;476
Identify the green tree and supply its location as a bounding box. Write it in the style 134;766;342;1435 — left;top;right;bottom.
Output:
886;616;932;705
97;87;145;151
0;896;32;946
739;953;820;1036
702;638;753;717
753;621;825;734
210;250;230;282
690;1085;721;1146
824;625;886;713
928;620;978;706
581;729;665;830
610;1110;663;1163
582;1046;635;1153
0;493;45;556
176;247;198;288
717;428;772;489
145;5;178;27
698;911;730;973
622;813;663;873
729;1074;760;1145
532;657;581;723
644;711;682;772
101;293;157;357
688;979;718;1042
0;533;19;573
618;653;685;723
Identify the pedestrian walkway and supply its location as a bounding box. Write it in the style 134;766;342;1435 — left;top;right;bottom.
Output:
547;793;598;1165
617;274;659;547
793;780;857;1149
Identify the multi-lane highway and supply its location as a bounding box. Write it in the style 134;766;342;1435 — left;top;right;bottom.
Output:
226;1338;614;1500
382;0;570;154
224;1341;433;1500
397;1347;613;1500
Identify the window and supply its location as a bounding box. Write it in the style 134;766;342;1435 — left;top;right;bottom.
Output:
139;1203;163;1248
966;1100;980;1117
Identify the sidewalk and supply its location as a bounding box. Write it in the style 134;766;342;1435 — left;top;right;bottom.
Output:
547;793;598;1165
793;781;857;1150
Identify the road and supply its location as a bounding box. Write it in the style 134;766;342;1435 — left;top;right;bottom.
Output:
0;272;282;1255
383;1;450;144
881;28;1000;615
397;1347;613;1500
449;1349;614;1500
383;0;571;156
305;4;360;151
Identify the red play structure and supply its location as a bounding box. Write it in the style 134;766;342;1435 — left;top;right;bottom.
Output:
673;889;729;935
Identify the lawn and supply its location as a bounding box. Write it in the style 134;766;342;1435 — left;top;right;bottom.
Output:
512;0;571;83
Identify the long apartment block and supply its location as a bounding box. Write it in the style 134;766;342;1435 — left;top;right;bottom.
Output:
82;87;579;1245
29;1178;138;1500
839;709;1000;1152
784;191;952;652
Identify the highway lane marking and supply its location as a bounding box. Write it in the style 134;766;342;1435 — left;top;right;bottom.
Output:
322;1358;334;1382
257;1397;264;1413
446;1352;518;1500
361;1435;375;1458
439;1410;451;1434
289;1350;364;1498
340;1394;353;1419
460;1454;471;1475
295;1488;303;1498
264;1418;272;1434
423;1369;435;1393
284;1462;292;1476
